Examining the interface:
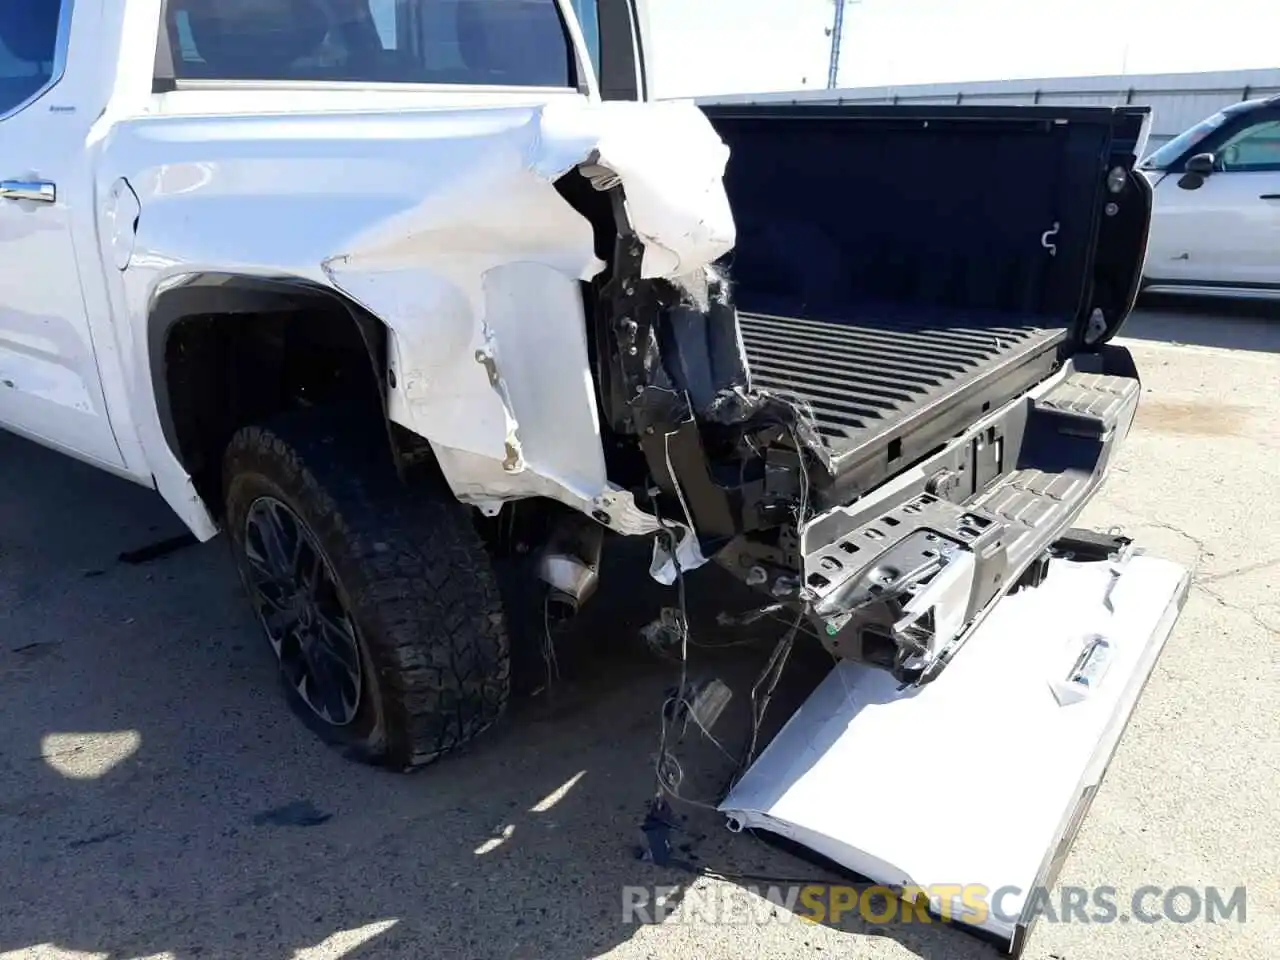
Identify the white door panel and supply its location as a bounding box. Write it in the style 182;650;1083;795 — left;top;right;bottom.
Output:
0;3;123;467
1146;115;1280;289
1149;171;1280;286
1145;173;1202;283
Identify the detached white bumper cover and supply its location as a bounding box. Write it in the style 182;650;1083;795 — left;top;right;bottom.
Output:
720;552;1190;956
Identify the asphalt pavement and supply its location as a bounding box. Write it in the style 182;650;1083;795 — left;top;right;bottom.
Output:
0;302;1276;960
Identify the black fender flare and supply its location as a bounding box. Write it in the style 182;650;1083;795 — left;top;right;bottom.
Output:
146;273;398;496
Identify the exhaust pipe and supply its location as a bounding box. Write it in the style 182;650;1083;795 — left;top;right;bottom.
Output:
535;513;604;619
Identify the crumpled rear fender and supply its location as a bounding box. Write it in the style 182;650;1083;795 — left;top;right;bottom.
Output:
106;97;734;536
323;99;735;526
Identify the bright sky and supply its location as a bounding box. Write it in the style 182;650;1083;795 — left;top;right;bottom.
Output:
644;0;1280;98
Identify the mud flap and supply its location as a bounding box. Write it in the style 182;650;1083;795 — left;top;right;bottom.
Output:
719;550;1190;956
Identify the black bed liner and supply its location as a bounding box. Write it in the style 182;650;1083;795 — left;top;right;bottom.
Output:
697;102;1150;501
741;309;1063;456
605;103;1150;544
740;309;1068;504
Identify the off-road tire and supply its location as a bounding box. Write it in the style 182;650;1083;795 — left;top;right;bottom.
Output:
222;413;510;770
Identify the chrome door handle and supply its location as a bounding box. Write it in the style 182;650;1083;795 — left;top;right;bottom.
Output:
0;180;56;203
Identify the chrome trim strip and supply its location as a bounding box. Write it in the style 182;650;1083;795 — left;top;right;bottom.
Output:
166;79;581;95
0;180;57;202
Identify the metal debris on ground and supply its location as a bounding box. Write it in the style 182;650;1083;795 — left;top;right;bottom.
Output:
636;796;694;870
640;606;686;657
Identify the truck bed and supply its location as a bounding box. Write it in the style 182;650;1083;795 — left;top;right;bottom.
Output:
702;103;1149;494
740;308;1063;459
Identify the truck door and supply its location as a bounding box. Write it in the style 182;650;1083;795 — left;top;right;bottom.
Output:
0;4;125;468
1147;111;1280;291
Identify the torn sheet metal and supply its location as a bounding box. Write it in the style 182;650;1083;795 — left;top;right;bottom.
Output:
580;103;735;280
720;552;1189;957
321;98;736;522
108;96;734;537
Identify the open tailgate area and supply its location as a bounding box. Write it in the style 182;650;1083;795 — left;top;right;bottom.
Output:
738;310;1063;493
584;104;1149;560
720;547;1190;956
701;103;1151;490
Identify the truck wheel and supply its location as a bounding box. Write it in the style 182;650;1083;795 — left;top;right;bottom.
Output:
221;414;510;770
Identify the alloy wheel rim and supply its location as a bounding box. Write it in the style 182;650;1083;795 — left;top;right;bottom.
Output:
242;496;363;726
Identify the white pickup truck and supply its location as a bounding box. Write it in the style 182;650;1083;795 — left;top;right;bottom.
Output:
1;2;1189;952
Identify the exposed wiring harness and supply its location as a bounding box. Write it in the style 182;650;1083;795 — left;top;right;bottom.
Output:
649;418;818;811
650;428;724;811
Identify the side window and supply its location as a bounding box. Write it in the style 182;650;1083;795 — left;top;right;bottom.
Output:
165;0;577;89
0;2;65;116
1217;120;1280;173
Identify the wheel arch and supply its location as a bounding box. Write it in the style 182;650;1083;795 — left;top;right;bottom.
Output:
146;272;414;519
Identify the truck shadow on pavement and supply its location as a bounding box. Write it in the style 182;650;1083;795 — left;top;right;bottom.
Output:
0;431;999;960
1126;296;1280;352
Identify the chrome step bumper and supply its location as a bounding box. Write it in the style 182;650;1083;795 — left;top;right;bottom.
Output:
793;359;1143;681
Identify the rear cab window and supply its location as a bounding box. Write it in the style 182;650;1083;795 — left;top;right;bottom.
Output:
161;0;581;89
0;2;67;117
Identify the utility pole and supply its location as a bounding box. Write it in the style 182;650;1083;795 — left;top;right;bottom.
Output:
826;0;853;89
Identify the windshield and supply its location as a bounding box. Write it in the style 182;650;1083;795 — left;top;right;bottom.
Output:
1140;99;1268;170
1141;112;1228;170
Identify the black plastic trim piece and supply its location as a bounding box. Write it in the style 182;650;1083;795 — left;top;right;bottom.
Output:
147;274;393;482
702;102;1152;127
1052;528;1133;562
152;0;176;93
596;0;646;101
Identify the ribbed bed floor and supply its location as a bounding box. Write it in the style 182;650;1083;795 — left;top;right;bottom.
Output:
739;310;1064;456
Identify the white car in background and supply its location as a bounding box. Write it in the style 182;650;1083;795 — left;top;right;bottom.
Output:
1140;95;1280;298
